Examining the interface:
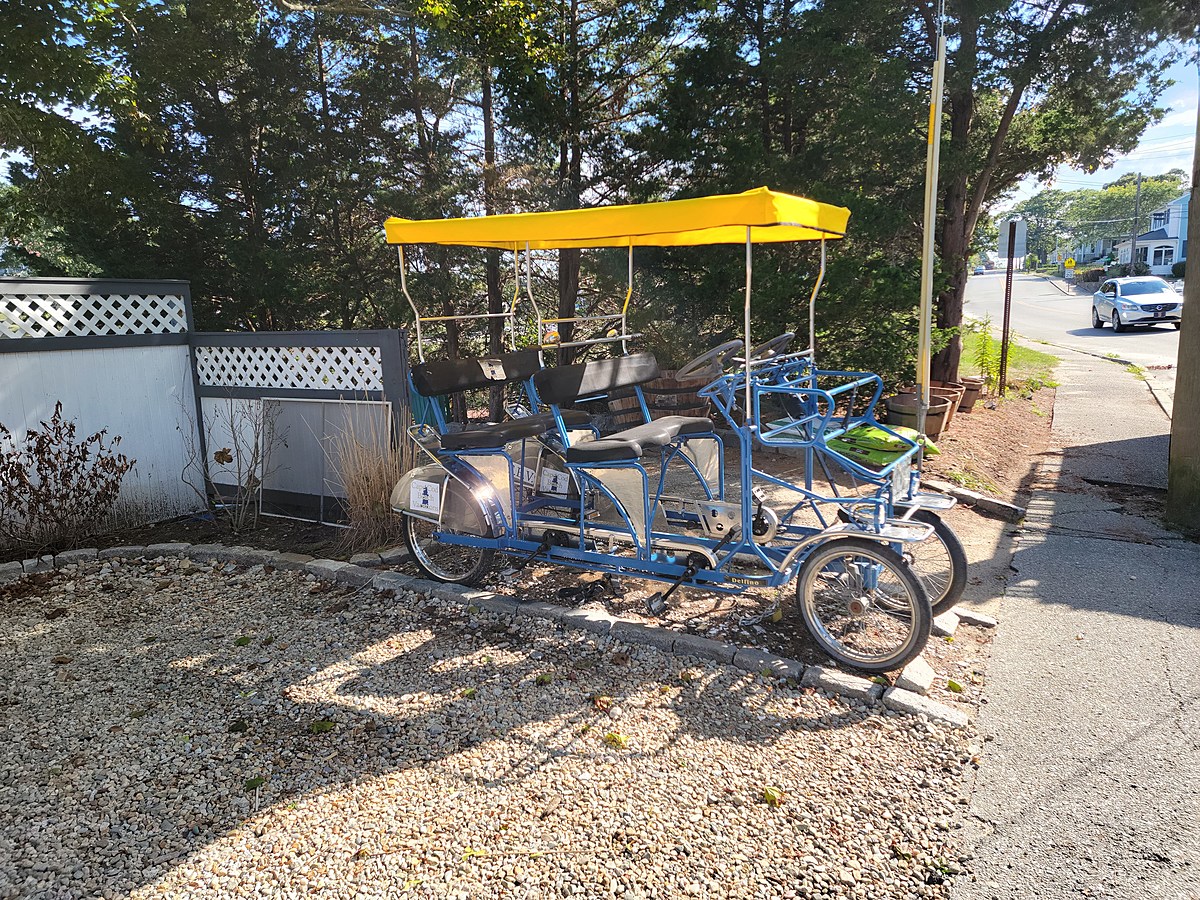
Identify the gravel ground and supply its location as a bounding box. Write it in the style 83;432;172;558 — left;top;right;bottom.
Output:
1;556;975;899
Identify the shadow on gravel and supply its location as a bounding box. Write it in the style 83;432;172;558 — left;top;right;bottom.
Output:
0;564;894;898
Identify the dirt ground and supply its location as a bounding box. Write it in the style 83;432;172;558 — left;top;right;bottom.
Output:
921;387;1056;506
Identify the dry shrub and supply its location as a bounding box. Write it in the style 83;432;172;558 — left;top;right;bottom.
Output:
330;418;408;553
0;402;136;553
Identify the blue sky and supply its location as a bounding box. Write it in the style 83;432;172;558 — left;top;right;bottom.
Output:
1001;56;1198;207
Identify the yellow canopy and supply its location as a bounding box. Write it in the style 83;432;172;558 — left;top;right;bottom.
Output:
384;186;849;249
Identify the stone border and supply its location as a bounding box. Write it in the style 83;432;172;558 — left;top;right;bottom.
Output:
4;543;972;729
923;478;1026;524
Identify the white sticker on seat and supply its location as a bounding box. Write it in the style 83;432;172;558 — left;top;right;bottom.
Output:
478;359;506;381
410;480;441;513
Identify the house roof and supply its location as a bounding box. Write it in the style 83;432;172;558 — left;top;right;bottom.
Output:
1136;228;1169;242
1115;228;1172;249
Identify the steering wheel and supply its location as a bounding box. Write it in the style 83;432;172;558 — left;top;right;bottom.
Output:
676;339;745;379
749;331;796;361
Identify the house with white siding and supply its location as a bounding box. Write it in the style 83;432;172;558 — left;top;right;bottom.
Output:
1114;194;1189;276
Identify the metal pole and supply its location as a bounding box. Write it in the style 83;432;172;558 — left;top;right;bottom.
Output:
808;239;826;363
998;219;1017;397
916;31;947;438
744;226;753;428
1126;172;1142;275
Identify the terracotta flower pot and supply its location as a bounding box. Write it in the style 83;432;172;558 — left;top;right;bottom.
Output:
958;375;985;412
930;380;965;428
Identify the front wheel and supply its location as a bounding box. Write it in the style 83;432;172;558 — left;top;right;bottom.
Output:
1091;306;1105;329
903;510;968;616
403;512;496;586
794;537;931;673
1112;311;1127;333
1174;322;1182;331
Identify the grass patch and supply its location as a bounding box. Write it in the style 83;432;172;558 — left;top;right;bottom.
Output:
961;326;1059;393
1124;364;1147;382
945;469;1000;495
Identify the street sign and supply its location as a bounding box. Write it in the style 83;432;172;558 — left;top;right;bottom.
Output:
1065;257;1076;268
998;218;1027;259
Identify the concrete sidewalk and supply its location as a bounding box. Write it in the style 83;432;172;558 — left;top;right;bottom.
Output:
955;348;1200;900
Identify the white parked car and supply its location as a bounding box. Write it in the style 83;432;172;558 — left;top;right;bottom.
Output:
1091;277;1182;332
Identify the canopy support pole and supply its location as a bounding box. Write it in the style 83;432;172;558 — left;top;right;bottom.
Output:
507;245;521;351
744;227;754;428
397;246;424;362
808;238;826;365
523;242;547;358
917;26;947;443
622;242;634;356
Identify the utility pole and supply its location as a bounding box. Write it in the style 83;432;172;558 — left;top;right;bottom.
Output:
1165;73;1200;532
1126;172;1142;275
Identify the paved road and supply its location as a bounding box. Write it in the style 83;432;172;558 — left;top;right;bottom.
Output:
964;271;1181;414
955;346;1200;900
964;272;1180;367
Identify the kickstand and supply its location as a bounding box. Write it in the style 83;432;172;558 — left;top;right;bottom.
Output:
645;565;696;616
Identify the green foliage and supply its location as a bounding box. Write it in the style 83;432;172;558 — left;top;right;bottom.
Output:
1110;261;1151;277
1;0;1186;387
1172;260;1187;279
1010;172;1189;260
962;321;1059;394
967;317;1000;389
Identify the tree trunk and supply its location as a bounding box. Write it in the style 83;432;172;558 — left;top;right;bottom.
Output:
1165;92;1200;531
931;0;1066;382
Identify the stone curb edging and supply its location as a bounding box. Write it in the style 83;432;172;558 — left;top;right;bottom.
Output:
5;543;971;730
923;478;1026;524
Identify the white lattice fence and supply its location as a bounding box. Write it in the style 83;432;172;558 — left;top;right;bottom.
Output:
194;345;385;392
0;292;188;338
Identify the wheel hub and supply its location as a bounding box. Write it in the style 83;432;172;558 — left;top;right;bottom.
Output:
847;596;871;616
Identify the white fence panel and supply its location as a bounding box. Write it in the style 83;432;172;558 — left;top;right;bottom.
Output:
0;345;203;523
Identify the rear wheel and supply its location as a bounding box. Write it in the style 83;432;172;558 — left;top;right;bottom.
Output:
794;537;931;673
404;511;495;586
1112;311;1127;333
1091;306;1104;329
1175;322;1182;331
903;510;968;616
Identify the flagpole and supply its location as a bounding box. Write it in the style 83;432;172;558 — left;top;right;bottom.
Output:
916;18;947;441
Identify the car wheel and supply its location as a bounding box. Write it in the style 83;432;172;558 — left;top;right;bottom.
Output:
1112;311;1127;333
1175;323;1182;331
1091;305;1104;329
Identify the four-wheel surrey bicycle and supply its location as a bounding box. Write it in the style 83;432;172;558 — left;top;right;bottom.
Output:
384;188;965;672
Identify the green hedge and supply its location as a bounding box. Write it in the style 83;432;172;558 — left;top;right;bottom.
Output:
1172;260;1186;278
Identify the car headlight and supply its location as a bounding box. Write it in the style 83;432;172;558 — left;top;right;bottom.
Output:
1118;300;1139;309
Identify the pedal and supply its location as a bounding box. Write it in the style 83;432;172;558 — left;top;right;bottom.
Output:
645;593;667;617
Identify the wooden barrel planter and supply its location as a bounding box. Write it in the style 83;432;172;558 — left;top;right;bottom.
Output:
608;369;713;426
885;392;951;439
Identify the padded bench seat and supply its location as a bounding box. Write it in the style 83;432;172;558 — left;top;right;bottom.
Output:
441;417;548;451
521;409;592;429
564;415;713;463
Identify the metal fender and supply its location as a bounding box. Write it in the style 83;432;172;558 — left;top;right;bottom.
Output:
389;463;502;536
